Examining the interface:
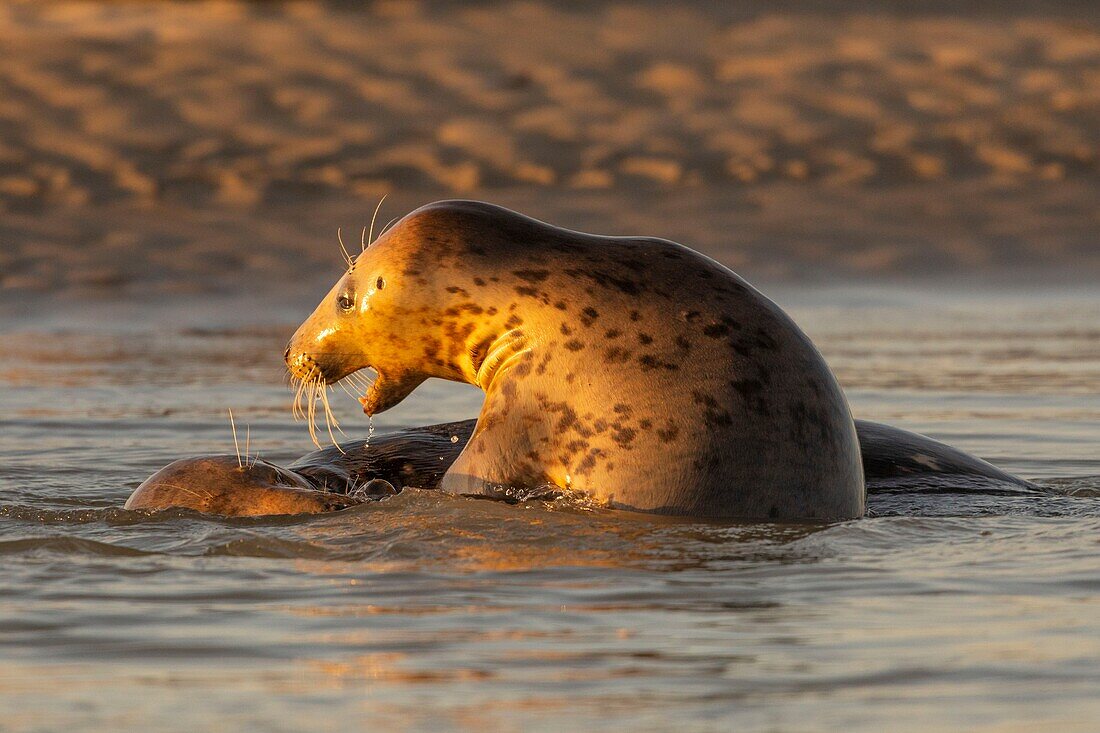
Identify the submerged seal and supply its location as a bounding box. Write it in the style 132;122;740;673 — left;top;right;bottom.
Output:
284;200;864;519
125;455;366;516
125;420;1039;517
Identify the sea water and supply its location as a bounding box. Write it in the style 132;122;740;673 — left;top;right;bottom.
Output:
0;284;1097;732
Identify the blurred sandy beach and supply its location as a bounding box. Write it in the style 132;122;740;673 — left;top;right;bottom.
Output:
1;0;1097;297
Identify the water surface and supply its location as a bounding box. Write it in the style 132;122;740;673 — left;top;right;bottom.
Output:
1;285;1098;732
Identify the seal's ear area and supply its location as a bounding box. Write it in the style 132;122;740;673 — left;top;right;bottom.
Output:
359;371;426;416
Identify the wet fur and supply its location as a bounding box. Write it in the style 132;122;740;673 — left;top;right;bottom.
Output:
126;420;1038;516
285;201;864;519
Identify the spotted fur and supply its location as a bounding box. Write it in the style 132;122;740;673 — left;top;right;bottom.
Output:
284;200;865;519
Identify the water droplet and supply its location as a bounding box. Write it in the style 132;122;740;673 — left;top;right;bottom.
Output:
450;434;459;443
366;415;375;446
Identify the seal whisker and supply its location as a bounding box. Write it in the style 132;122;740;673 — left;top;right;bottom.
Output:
336;379;357;400
379;215;400;238
155;482;215;503
291;374;306;421
365;194;388;252
337;227;354;270
228;408;242;469
302;377;312;439
307;377;321;449
298;371;313;421
319;384;346;452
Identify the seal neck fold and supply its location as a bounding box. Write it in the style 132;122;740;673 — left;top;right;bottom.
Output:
471;328;530;391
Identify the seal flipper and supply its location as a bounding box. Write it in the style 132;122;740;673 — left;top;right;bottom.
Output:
856;419;1039;493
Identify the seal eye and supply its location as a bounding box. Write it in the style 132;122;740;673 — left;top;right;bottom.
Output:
376;277;385;290
336;294;354;312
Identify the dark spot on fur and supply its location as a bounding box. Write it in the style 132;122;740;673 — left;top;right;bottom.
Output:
515;285;540;298
638;355;679;371
753;328;779;351
473;277;487;287
703;323;729;338
731;377;769;414
535;350;553;376
564;339;585;351
565;267;642;295
605;328;621;339
513;269;551;283
637;333;653;345
655;422;678;441
561;323;573;336
505;314;523;329
629;310;641;322
675;336;692;351
692;391;734;427
611;427;636;447
604;346;633;364
576;449;603;476
554;301;568;310
443;303;484;317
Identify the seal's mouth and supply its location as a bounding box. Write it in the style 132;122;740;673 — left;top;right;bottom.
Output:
287;355;376;450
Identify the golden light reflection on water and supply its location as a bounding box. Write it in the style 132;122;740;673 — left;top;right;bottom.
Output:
2;290;1098;732
307;653;494;685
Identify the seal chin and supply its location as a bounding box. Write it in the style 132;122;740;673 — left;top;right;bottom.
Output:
358;370;426;416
